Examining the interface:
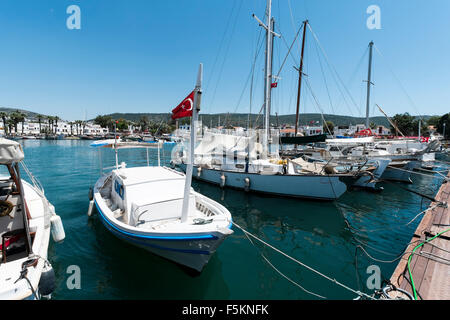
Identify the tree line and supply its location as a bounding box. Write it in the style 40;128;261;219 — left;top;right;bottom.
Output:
321;113;449;138
93;115;175;135
0;110;87;135
390;113;449;138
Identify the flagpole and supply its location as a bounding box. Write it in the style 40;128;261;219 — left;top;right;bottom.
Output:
181;63;203;223
114;121;119;170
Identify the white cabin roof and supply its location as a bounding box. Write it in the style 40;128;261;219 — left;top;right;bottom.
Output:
113;166;184;186
112;166;190;208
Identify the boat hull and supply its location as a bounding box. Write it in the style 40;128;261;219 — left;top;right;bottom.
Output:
178;164;349;200
352;158;390;190
381;161;419;183
0;180;53;300
94;199;231;272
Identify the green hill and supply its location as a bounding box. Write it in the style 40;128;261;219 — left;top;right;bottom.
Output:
0;107;42;119
103;112;433;128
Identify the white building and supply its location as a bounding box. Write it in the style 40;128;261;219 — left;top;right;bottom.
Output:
302;126;323;136
0;118;109;136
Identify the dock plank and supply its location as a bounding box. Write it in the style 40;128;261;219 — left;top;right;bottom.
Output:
389;171;450;300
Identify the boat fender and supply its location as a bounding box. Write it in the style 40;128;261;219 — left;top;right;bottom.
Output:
38;262;55;298
220;174;226;188
50;214;65;242
197;167;202;177
87;200;95;217
244;177;250;192
88;187;93;201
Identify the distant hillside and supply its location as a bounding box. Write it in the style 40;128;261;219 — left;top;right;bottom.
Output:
102;112;433;128
0;107;42;119
0;107;434;128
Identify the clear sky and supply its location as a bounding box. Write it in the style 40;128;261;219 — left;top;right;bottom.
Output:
0;0;448;121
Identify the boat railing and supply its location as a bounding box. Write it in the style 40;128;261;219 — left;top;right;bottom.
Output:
20;161;45;198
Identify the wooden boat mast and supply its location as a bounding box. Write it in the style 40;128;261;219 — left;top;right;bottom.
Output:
295;20;308;137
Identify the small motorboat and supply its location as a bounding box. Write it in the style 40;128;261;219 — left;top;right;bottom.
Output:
90;164;232;272
140;134;156;142
0;138;65;299
88;64;233;272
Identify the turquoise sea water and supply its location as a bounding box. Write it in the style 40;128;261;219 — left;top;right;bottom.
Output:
17;140;449;300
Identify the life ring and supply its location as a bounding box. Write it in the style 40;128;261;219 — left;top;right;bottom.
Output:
0;200;14;218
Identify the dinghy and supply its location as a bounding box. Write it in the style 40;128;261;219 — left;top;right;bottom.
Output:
0;138;65;300
89;64;233;272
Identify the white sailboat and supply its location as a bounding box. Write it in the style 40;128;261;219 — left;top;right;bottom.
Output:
89;65;233;272
172;1;380;200
0;138;65;300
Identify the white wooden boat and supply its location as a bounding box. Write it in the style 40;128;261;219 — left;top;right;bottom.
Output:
0;138;65;300
92;165;232;271
89;64;233;272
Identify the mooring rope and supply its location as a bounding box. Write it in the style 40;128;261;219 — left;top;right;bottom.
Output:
386;165;449;181
242;230;326;299
340;203;440;234
232;221;376;300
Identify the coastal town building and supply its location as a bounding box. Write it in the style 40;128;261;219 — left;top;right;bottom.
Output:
0;118;109;136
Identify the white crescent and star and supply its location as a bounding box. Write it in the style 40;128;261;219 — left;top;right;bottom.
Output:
181;98;193;111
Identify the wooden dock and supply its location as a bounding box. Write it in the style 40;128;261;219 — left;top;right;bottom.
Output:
389;171;450;300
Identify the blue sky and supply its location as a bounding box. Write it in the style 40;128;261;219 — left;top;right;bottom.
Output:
0;0;448;121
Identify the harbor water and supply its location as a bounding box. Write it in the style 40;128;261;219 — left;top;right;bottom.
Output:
17;140;448;299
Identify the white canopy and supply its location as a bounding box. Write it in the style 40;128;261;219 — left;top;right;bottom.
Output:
326;137;374;145
0;138;24;164
90;139;163;149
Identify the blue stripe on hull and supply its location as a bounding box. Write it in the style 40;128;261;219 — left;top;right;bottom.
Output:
94;200;214;255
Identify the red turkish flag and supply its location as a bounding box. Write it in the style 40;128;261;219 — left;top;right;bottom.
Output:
171;90;195;120
271;82;278;88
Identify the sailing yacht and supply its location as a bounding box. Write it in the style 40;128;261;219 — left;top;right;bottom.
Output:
172;1;382;200
0;138;65;299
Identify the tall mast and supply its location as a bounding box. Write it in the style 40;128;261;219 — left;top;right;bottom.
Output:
263;0;273;146
294;20;308;137
365;41;374;129
253;0;279;151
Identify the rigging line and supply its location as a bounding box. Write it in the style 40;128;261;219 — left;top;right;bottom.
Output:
232;221;377;300
249;29;264;128
307;24;362;117
209;0;244;110
287;0;301;54
253;103;265;129
243;230;326;299
233;34;265;115
279;29;300;67
303;78;333;135
205;0;237;94
373;44;424;122
312;32;335;115
334;46;369;115
274;23;304;79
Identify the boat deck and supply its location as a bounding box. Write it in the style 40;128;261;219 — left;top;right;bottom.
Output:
389;171;450;300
